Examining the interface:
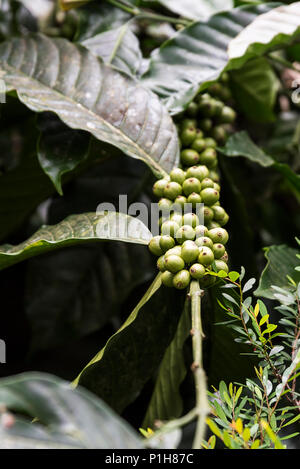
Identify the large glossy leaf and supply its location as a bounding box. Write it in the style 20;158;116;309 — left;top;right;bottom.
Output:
0;212;152;271
255;244;300;300
0;34;179;177
0;372;142;449
74;276;186;413
219;131;300;197
142;296;191;428
230;57;280;123
155;0;233;21
143;3;300;114
81;23;143;76
37;113;91;195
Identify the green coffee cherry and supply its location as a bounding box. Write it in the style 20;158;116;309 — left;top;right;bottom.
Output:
164;181;182;200
198;246;214;265
209;170;220;182
186;101;198;117
198;99;216;117
181;149;200;166
212;205;227;222
181;118;197;130
207;221;221;230
208;83;222;97
158;214;168;227
199;118;212;132
195;224;209;238
203;206;214;223
157;255;166;272
164;255;185;273
161;220;180;237
160;235;175;252
149;236;163;256
173;269;191;290
182;212;199;228
219;213;229;227
199;148;217;168
195;236;214;249
161;271;175;288
214;260;229;273
204;137;217;149
172;195;187;211
153;179;169;198
201;178;214;189
187;192;202;208
176;225;196;244
195;129;204;139
213;183;221;192
218;86;232;102
170;212;183;226
170;168;186;185
220;72;229;83
165;246;182;258
158;198;173;211
186;165;209;181
180;127;197;147
220;251;228;262
181;240;199;263
190;263;206;279
191;138;206;153
200;188;220;206
208;227;229;244
212;243;225;259
211;125;227;144
182;177;201;196
218;106;236;124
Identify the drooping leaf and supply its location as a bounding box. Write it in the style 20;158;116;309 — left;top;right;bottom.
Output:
81;23;143;76
255;244;300;300
0;212;152;271
0;372;142;449
230;57;280;123
143;3;300;114
74;275;186;413
0;34;179;177
142;296;191;428
37;113;91;195
59;0;93;11
154;0;233;21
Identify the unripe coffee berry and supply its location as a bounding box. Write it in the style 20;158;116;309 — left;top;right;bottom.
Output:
173;269;191;290
207;221;221;230
191;138;206;153
157;255;166;272
186;165;209;181
195;224;209;238
220;251;228;262
176;225;196;244
180;127;197;147
219;213;229;227
219;106;236;124
165;246;182;258
164;255;185;273
201;178;214;189
161;271;175;288
149;236;163;256
204;138;217;149
182;212;199;228
198;246;214;265
161;220;180;237
212;205;227;222
153;179;169;198
200;188;220;206
170;212;183;227
181;240;199;263
181;118;197;130
199;148;217;167
208;227;229;244
195;236;214;249
211;125;227;144
199;118;212;132
164;181;182;200
203;206;214;223
212;243;226;259
158;198;172;211
209;170;220;182
187;192;202;208
182;178;201;196
190;263;206;279
170;168;186;185
160;235;175;252
215;260;229;273
180;149;200;166
186;101;198;117
172;195;187;211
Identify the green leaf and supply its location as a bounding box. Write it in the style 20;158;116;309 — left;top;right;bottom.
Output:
0;212;152;271
74;274;185;412
154;0;233;21
142;296;191;428
0;372;142;449
81;23;143;76
0;34;179;177
228;271;240;282
255;245;300;300
142;3;300;114
219;131;274;167
230;57;280;123
37;113;91;195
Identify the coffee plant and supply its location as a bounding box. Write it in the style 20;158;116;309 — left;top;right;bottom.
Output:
0;0;299;451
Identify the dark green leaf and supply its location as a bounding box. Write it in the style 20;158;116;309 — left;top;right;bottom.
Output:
155;0;233;21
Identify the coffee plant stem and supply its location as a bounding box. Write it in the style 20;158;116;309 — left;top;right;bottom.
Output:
189;280;210;449
267;53;300;72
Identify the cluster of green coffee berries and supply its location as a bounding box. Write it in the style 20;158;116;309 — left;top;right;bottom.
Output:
149;75;235;290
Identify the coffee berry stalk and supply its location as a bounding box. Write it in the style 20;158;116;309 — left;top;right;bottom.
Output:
149;75;234;290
